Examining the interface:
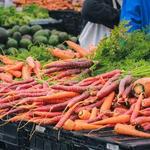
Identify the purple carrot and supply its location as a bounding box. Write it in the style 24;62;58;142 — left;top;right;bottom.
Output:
11;89;50;94
67;91;90;108
79;80;95;86
0;95;20;103
98;69;121;79
125;103;135;115
45;59;93;69
51;85;86;93
87;113;103;123
17;92;48;98
97;81;119;99
63;81;78;86
103;73;121;89
0;100;19;109
55;69;81;79
75;99;104;113
44;67;66;74
118;75;132;98
122;84;133;99
0;78;34;92
16;81;38;90
143;124;150;131
35;100;71;112
43;82;49;89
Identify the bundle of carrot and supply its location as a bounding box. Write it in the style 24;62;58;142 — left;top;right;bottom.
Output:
49;41;96;60
0;55;41;82
0;59;150;139
43;58;93;83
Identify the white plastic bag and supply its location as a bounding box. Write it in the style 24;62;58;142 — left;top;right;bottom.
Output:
79;22;111;49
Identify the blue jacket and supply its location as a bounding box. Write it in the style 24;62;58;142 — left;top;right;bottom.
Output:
121;0;150;32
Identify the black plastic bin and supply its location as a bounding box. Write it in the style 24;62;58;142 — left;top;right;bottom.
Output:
0;121;30;150
29;125;89;150
49;10;83;36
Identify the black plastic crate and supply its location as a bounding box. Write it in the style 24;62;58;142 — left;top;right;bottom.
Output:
0;121;30;150
44;126;150;150
29;125;89;150
49;10;83;36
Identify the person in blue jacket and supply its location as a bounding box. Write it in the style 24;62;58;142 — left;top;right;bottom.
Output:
121;0;150;32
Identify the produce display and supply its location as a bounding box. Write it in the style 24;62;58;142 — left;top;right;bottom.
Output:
0;5;150;148
13;0;84;11
0;25;78;55
0;5;49;27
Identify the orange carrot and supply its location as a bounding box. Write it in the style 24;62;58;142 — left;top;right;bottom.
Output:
55;102;81;129
133;116;150;125
50;48;75;60
130;93;143;123
100;92;115;113
26;56;35;68
22;65;31;80
74;121;106;131
6;62;24;71
78;110;91;120
142;97;150;107
89;107;98;120
92;114;130;125
0;73;13;83
133;78;150;98
33;60;41;79
0;55;15;65
115;123;150;138
37;92;79;103
7;70;22;78
63;119;75;130
66;41;88;57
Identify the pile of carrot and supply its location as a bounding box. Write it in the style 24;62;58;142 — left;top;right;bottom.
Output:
13;0;83;11
49;41;95;60
0;55;93;85
43;58;93;83
0;65;150;138
0;55;41;82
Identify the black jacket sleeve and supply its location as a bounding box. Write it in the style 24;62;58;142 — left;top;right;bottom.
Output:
82;0;120;29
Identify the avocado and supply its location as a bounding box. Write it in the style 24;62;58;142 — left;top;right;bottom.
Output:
69;36;78;43
0;44;5;50
31;25;42;34
12;25;20;33
33;36;48;44
6;48;18;55
58;32;69;42
49;35;59;46
7;38;18;48
13;32;22;41
22;35;32;41
20;38;32;49
0;27;8;43
7;29;13;37
51;29;60;35
19;25;30;35
34;29;50;38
